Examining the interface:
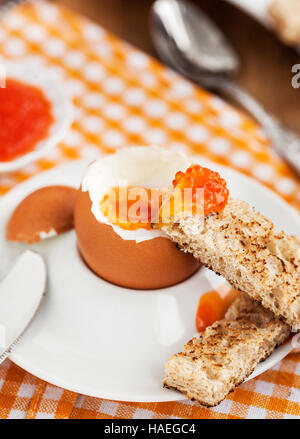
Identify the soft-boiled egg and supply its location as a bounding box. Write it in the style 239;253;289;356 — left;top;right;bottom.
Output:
74;146;200;289
6;185;78;244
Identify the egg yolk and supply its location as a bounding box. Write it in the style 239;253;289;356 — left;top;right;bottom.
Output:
100;186;168;230
195;285;240;332
101;165;229;230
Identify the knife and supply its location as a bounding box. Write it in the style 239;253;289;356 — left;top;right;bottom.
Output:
0;250;46;363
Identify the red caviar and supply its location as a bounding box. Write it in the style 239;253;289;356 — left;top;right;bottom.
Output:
0;79;53;162
173;164;229;216
100;186;167;230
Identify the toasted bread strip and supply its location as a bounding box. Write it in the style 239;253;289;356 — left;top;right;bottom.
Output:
164;295;290;407
164;198;300;330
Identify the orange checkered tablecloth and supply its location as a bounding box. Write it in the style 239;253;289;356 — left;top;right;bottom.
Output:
0;1;299;419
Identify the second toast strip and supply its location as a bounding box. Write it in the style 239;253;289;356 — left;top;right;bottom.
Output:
164;295;290;406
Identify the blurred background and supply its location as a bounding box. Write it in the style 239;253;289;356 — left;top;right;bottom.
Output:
54;0;300;134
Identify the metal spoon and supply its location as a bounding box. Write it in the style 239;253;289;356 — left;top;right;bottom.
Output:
150;0;300;176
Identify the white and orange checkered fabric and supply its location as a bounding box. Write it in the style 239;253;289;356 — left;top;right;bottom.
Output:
0;1;299;419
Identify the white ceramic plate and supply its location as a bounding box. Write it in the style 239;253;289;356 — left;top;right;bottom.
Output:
0;158;299;402
0;61;73;173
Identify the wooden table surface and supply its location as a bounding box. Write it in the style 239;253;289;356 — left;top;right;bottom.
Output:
56;0;300;134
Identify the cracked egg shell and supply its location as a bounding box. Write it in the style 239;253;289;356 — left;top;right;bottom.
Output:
6;185;78;244
74;146;200;290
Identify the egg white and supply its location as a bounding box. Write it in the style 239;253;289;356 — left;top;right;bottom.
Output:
81;146;191;242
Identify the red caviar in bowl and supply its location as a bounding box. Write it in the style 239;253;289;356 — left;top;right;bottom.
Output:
0;79;53;162
173;164;229;216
